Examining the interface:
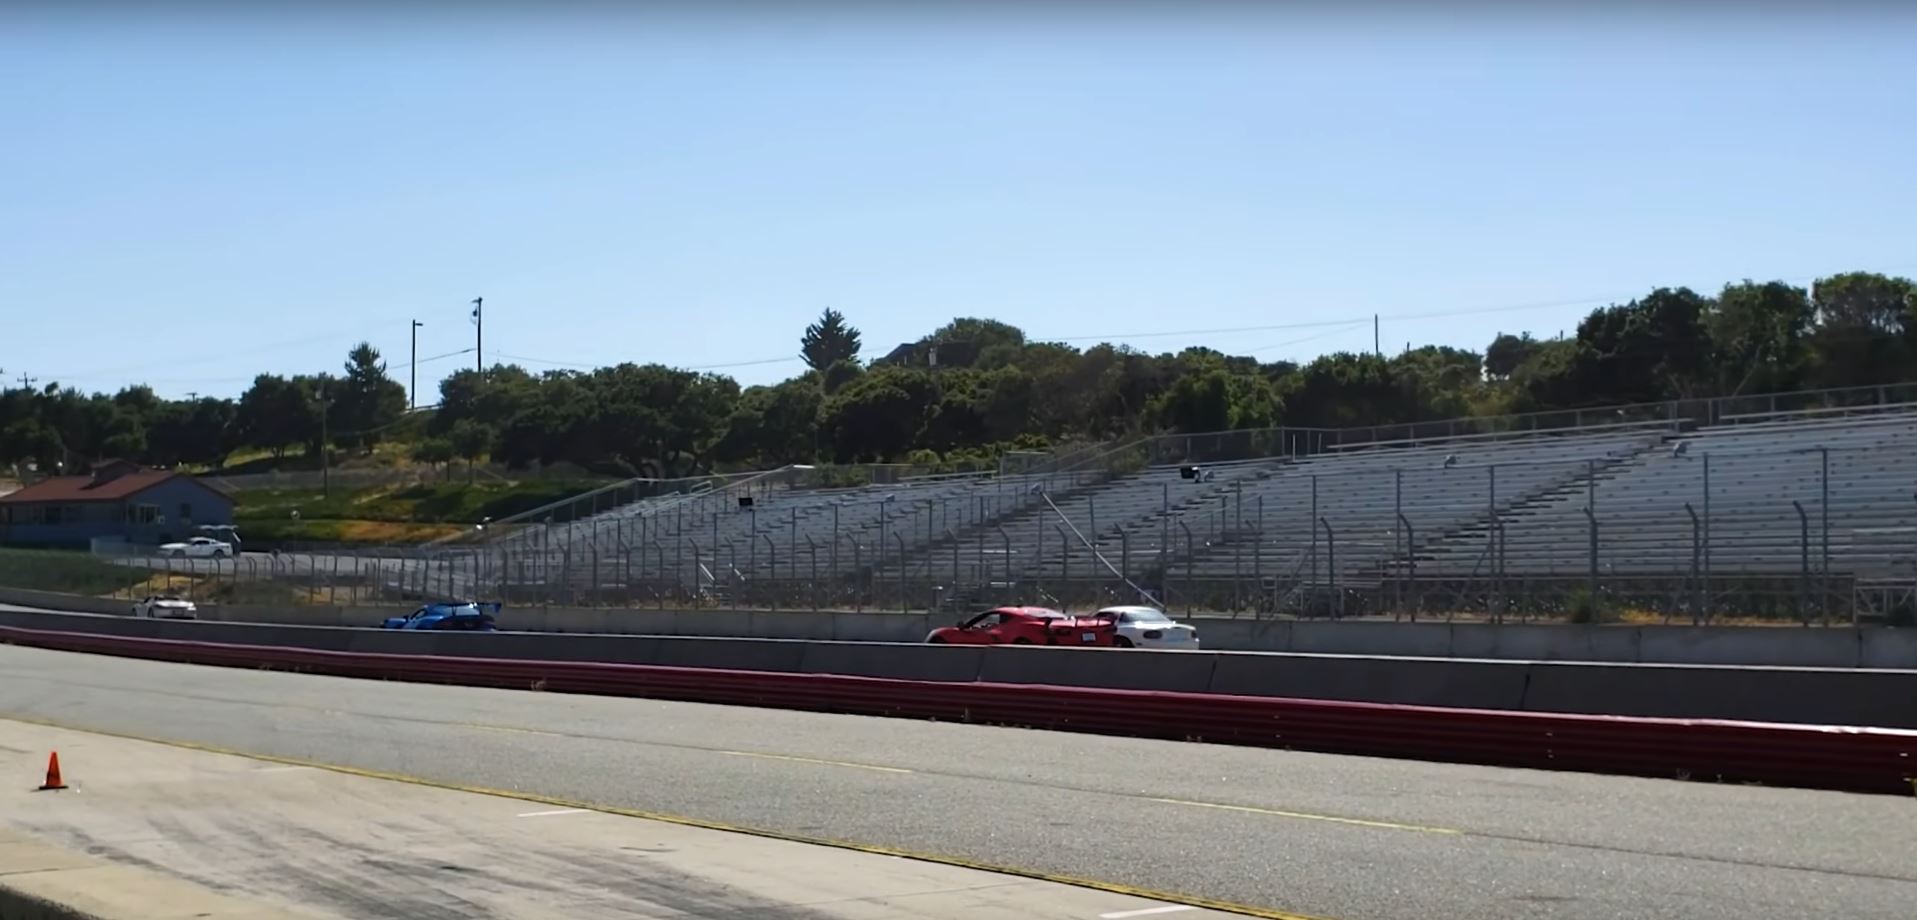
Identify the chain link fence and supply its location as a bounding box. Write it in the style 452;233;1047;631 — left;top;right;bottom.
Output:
8;384;1916;626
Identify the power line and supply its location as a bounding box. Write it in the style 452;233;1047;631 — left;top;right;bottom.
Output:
493;351;805;372
1245;321;1373;356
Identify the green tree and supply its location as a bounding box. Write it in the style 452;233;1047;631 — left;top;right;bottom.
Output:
148;398;239;468
821;367;938;461
411;437;456;480
800;308;863;371
448;419;494;482
1806;271;1917;389
820;358;863;395
1709;280;1811;396
237;374;315;460
1483;333;1539;379
333;343;407;451
717;379;823;466
583;364;738;477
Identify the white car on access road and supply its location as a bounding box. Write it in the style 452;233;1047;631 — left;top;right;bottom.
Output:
1098;606;1200;650
157;537;234;558
130;595;198;619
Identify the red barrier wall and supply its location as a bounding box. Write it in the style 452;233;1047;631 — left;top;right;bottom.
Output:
4;624;1911;795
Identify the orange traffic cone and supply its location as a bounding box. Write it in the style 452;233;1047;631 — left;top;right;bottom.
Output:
38;752;66;791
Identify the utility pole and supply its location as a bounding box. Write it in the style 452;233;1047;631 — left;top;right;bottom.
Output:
16;373;34;390
410;319;424;409
1373;314;1380;358
471;297;484;375
315;389;333;500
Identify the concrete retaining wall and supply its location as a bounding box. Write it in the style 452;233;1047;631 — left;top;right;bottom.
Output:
5;606;1914;729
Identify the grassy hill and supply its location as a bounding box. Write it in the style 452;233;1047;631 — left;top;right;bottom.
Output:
232;479;600;547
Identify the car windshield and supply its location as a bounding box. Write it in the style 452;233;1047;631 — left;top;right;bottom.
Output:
1115;609;1172;623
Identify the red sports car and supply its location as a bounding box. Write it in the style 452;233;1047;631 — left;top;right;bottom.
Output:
924;606;1118;646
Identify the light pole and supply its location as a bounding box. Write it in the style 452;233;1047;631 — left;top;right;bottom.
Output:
471;297;483;374
410;319;424;409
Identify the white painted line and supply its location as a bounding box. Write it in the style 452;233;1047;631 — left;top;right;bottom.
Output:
252;766;314;773
516;808;590;818
1100;906;1197;919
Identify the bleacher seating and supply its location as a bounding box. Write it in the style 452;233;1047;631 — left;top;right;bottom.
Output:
458;402;1917;609
1416;412;1917;580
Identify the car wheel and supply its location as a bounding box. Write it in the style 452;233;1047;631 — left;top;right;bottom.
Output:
1113;636;1134;649
1011;637;1033;645
927;636;946;644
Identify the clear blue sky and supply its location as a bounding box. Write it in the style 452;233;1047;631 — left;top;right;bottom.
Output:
4;4;1913;401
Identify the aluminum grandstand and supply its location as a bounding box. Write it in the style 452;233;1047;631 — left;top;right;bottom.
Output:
424;385;1917;622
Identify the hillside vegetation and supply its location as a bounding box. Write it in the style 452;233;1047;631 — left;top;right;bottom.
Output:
3;273;1913;491
230;480;597;548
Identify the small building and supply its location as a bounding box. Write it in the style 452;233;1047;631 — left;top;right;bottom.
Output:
0;462;234;549
873;340;978;370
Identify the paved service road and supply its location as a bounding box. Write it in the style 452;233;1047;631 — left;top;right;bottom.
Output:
0;645;1913;919
1;721;1230;920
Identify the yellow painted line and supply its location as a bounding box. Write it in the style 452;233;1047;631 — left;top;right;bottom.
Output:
463;722;912;773
0;714;1333;919
717;749;913;774
461;722;571;738
1149;798;1461;836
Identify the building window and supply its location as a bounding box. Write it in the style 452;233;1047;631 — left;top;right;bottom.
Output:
128;504;159;525
179;502;193;522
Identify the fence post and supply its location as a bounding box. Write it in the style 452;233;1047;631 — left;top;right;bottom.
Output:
1702;453;1712;623
651;541;667;610
748;508;759;586
1793;500;1810;625
688;539;703;606
1083;511;1097;591
996;525;1013;604
1177;521;1195;617
1036;517;1045;600
1308;475;1319;592
1252;497;1263;615
975;524;986;594
1488;464;1499;624
588;544;600;607
892;532;908;614
1819;446;1830;625
1398;512;1416;622
1583;506;1599;619
1393;469;1402;617
758;533;777;612
831;503;840;576
1319;517;1337;618
853;539;864;613
1118;529;1130;596
805;535;819;613
1055;524;1073;611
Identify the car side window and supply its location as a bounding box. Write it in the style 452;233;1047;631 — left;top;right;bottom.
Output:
966;613;1001;630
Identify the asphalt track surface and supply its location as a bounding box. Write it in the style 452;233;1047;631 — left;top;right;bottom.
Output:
1;645;1913;919
1;721;1235;920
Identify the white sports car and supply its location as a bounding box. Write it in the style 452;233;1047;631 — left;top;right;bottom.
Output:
1098;606;1200;649
157;537;233;558
131;595;198;619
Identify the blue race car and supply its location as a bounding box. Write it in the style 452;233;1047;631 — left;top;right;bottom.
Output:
381;600;501;631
